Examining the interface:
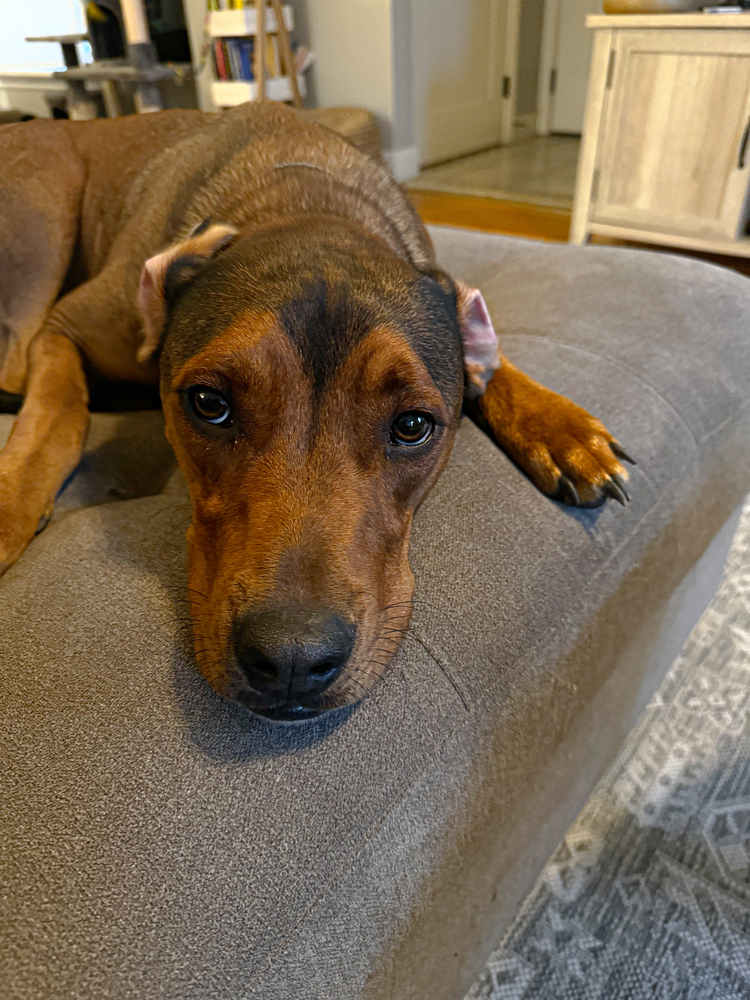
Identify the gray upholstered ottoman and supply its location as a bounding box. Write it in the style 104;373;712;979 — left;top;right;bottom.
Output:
2;231;749;1000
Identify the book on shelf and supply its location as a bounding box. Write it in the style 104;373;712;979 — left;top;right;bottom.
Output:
212;34;284;82
208;1;289;10
213;38;257;81
241;39;256;80
213;40;227;79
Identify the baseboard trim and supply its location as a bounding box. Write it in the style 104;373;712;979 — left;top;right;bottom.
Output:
383;145;420;182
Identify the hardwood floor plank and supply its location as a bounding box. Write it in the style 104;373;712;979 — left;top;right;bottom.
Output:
408;189;570;242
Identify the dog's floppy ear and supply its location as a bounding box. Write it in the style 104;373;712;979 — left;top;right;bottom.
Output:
456;281;500;397
137;220;237;363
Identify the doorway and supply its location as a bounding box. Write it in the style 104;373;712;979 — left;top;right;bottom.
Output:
411;0;520;166
407;0;593;209
537;0;601;135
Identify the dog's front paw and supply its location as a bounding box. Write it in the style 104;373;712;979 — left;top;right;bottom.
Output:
0;476;52;576
477;368;635;508
0;519;37;577
527;412;634;509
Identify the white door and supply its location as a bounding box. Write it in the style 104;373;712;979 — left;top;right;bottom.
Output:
412;0;519;165
545;0;601;134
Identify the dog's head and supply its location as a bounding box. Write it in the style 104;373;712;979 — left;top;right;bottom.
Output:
138;217;497;721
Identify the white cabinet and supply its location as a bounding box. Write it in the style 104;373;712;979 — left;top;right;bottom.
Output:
571;14;750;256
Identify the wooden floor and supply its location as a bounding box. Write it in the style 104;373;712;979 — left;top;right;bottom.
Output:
410;189;750;279
409;190;571;243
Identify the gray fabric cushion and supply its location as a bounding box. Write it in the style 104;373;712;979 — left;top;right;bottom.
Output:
1;231;749;1000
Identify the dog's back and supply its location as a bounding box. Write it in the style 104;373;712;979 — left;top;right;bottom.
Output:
0;102;434;390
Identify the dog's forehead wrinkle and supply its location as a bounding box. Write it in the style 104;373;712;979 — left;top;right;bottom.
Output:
279;276;381;401
163;224;458;394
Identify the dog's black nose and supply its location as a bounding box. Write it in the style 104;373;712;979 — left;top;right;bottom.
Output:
233;607;355;697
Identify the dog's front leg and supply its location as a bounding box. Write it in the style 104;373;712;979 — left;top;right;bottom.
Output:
467;353;633;508
0;330;89;574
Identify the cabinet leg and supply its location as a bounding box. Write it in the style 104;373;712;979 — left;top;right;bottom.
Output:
569;219;590;246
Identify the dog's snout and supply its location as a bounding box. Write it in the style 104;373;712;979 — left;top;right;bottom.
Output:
234;607;355;697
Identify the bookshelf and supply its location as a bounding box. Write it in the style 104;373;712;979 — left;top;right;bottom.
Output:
208;2;306;108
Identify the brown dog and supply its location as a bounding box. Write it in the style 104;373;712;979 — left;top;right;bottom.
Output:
0;102;632;721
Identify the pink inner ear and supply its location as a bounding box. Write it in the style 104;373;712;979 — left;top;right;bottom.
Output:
136;254;169;362
459;286;498;371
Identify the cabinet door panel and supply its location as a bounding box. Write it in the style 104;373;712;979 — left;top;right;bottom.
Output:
592;30;750;240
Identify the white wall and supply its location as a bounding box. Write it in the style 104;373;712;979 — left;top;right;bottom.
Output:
303;1;393;136
300;0;417;178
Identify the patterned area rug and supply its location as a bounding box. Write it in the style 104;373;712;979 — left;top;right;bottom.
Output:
466;496;750;1000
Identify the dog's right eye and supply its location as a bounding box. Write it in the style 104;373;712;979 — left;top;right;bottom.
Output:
188;386;232;426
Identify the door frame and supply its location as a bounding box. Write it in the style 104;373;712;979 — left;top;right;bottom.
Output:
535;0;560;135
502;0;522;143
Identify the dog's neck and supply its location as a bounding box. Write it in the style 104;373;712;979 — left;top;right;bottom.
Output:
187;151;433;274
266;161;419;263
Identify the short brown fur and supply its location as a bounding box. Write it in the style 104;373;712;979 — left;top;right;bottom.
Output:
0;102;630;717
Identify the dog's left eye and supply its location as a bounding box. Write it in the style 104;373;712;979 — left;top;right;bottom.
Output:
390;411;434;447
189;386;232;426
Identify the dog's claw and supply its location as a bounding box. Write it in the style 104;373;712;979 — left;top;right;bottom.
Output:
610;441;636;466
553;475;581;507
603;476;628;506
35;511;51;535
611;473;630;502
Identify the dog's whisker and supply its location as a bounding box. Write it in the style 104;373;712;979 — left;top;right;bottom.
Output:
380;601;415;614
396;631;469;712
345;669;378;694
355;665;387;685
161;584;207;598
152;619;196;633
380;613;414;626
342;673;370;700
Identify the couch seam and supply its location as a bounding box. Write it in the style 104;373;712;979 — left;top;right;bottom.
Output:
414;431;750;718
409;451;701;704
246;710;466;992
698;400;750;445
500;332;701;447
